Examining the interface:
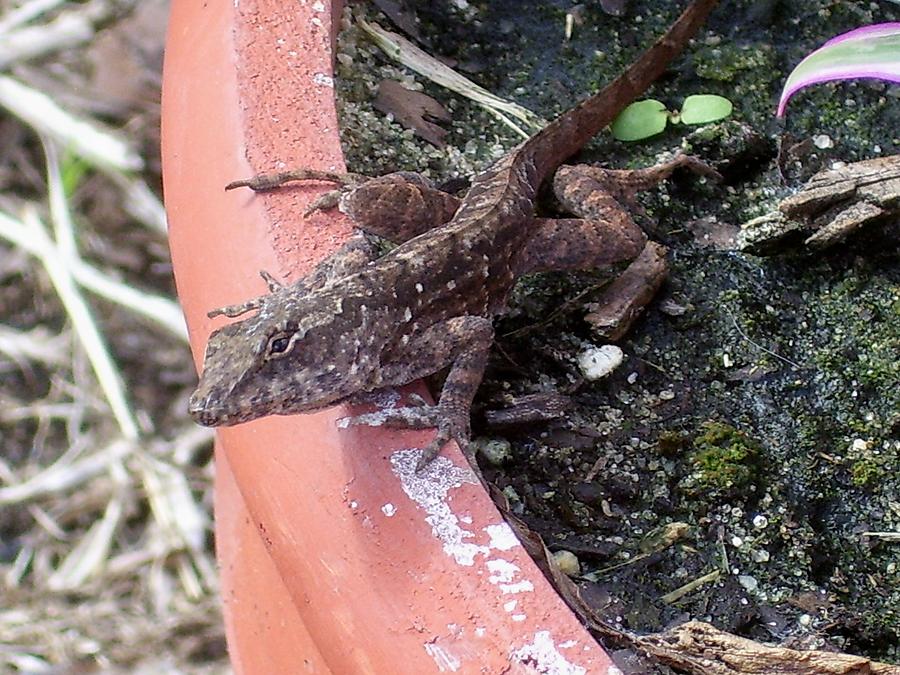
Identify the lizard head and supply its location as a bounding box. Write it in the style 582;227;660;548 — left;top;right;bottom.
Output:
188;288;376;426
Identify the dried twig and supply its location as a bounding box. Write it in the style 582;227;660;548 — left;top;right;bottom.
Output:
0;208;186;339
358;18;543;139
0;74;141;171
0;0;133;67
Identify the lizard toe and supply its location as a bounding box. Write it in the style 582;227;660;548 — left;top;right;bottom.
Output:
414;410;471;471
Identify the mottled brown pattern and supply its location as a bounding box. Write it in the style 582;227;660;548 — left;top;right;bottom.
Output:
189;0;719;467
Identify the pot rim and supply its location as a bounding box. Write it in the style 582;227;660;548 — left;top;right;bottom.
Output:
161;0;614;671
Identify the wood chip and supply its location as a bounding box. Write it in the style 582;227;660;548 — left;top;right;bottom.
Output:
741;154;900;253
584;241;669;340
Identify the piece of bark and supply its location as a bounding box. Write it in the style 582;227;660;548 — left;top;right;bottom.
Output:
484;392;572;427
374;79;450;147
584;241;669;340
640;620;900;675
740;154;900;253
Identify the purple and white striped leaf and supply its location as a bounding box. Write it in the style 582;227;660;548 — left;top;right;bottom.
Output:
778;23;900;117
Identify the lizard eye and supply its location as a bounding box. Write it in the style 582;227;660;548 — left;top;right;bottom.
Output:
264;331;296;360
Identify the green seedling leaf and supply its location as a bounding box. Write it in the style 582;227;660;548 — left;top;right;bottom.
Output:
611;99;668;141
680;94;733;125
778;23;900;117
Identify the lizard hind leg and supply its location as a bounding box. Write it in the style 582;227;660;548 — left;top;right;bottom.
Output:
337;171;460;244
224;168;460;235
517;153;719;276
224;168;367;218
552;153;720;221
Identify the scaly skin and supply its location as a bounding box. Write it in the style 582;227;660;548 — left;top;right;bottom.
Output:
189;0;719;467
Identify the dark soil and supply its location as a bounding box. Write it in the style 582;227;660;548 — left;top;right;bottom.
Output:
338;0;900;666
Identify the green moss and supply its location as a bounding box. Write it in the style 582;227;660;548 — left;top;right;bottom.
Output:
809;277;900;397
849;458;883;487
694;43;777;83
688;421;762;493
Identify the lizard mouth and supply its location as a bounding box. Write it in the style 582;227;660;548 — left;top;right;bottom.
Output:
188;391;235;427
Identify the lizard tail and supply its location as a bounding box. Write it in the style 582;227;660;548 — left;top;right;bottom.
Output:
526;0;719;175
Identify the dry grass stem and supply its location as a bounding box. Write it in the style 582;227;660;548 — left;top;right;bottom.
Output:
0;325;68;366
0;2;223;670
46;491;126;590
18;202;139;438
863;531;900;541
0;0;131;66
660;569;722;605
0;74;142;172
0;437;133;504
31;141;139;439
358;17;544;139
0;0;65;34
0;209;186;339
109;171;169;234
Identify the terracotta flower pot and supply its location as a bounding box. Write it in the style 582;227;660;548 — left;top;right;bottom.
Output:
161;0;614;671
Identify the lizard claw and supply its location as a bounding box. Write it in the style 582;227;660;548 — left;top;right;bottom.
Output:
342;403;471;470
303;189;342;217
415;415;472;471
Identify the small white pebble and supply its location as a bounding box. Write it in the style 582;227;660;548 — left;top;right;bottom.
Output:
381;503;396;517
627;372;638;384
753;514;768;529
799;613;812;627
813;134;833;149
738;575;758;592
577;345;623;381
851;438;869;452
723;353;733;367
731;536;743;548
659;389;675;401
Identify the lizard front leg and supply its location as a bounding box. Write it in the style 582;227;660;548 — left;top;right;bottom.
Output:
346;315;494;469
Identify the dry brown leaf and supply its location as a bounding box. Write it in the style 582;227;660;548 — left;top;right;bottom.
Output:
374;79;451;147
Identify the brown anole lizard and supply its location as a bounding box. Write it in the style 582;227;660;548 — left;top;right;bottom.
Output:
189;0;720;467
